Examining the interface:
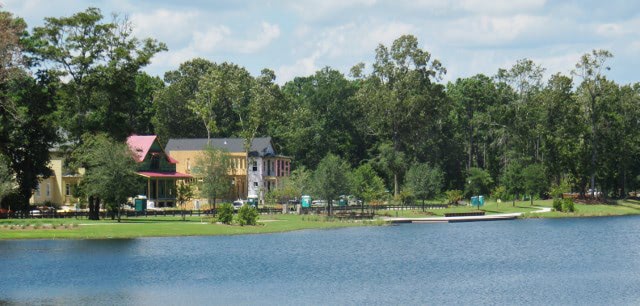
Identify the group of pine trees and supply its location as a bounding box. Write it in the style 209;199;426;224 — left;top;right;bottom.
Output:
2;7;640;213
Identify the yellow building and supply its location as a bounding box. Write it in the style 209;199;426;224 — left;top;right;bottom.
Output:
30;151;84;207
166;137;291;205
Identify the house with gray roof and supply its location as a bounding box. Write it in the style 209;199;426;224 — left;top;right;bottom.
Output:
165;137;291;205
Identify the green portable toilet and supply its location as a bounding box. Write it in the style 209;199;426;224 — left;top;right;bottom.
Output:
338;197;347;207
301;195;311;208
134;197;147;212
247;196;259;208
471;196;479;206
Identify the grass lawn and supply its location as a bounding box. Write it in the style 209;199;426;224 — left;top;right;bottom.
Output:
522;198;640;218
4;199;640;240
0;214;370;240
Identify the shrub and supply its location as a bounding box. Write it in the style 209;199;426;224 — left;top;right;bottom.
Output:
491;185;508;202
217;203;234;224
553;198;563;212
445;190;463;205
562;198;575;212
236;204;258;226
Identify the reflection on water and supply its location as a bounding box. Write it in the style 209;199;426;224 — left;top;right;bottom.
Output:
2;217;640;305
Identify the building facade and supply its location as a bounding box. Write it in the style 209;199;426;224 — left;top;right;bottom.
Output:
30;151;83;207
126;135;191;208
165;137;291;204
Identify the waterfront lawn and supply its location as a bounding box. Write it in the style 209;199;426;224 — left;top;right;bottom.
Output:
0;214;366;240
523;198;640;218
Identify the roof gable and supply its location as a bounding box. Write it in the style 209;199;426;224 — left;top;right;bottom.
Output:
126;135;178;164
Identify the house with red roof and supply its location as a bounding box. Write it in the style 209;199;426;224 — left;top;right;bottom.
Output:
126;135;191;208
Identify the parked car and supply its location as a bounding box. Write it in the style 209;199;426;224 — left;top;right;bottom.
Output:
233;200;244;210
311;200;327;207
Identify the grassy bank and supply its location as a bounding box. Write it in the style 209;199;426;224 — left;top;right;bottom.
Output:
375;198;640;219
0;214;370;240
4;199;640;239
522;198;640;218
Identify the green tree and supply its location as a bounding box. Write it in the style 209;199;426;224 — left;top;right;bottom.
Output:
131;72;164;135
192;146;231;211
281;67;362;168
74;134;141;221
374;142;406;198
190;62;252;141
491;185;508;202
572;49;613;197
465;167;493;198
0;72;57;214
539;74;582;186
312;154;350;216
0;154;14;203
176;181;194;221
404;162;444;205
522;163;547;206
351;163;385;212
0;10;26;85
501;159;525;206
29;7;166;141
447;74;498;171
354;35;447;196
275;166;312;203
152;58;214;144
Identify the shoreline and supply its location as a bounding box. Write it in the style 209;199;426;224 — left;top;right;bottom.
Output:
3;200;640;240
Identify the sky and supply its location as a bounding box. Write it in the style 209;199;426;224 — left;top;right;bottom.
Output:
3;0;640;85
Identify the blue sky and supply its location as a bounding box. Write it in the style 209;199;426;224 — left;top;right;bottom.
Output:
4;0;640;85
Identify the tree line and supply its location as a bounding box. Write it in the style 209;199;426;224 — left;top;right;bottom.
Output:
2;7;640;214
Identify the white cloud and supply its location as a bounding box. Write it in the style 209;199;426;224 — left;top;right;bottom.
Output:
276;53;321;84
192;26;231;53
131;9;201;45
457;0;547;14
400;0;546;16
287;0;377;20
235;22;281;54
443;14;551;47
148;47;198;74
535;52;583;77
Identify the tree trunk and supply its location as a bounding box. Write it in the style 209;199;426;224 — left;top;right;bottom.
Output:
590;95;597;198
468;124;473;171
88;196;100;220
394;173;399;198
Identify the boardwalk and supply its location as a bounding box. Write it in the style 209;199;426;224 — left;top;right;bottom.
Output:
382;207;551;223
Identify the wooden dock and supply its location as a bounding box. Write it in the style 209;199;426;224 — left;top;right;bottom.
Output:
383;213;520;224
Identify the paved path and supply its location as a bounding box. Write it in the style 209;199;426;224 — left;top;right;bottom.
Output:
382;206;551;223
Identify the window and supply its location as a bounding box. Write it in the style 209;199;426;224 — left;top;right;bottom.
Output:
65;183;71;196
151;155;160;170
252;160;258;172
35;183;41;197
254;182;258;187
46;183;51;197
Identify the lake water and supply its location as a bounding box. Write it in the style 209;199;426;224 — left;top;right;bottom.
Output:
2;216;640;305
